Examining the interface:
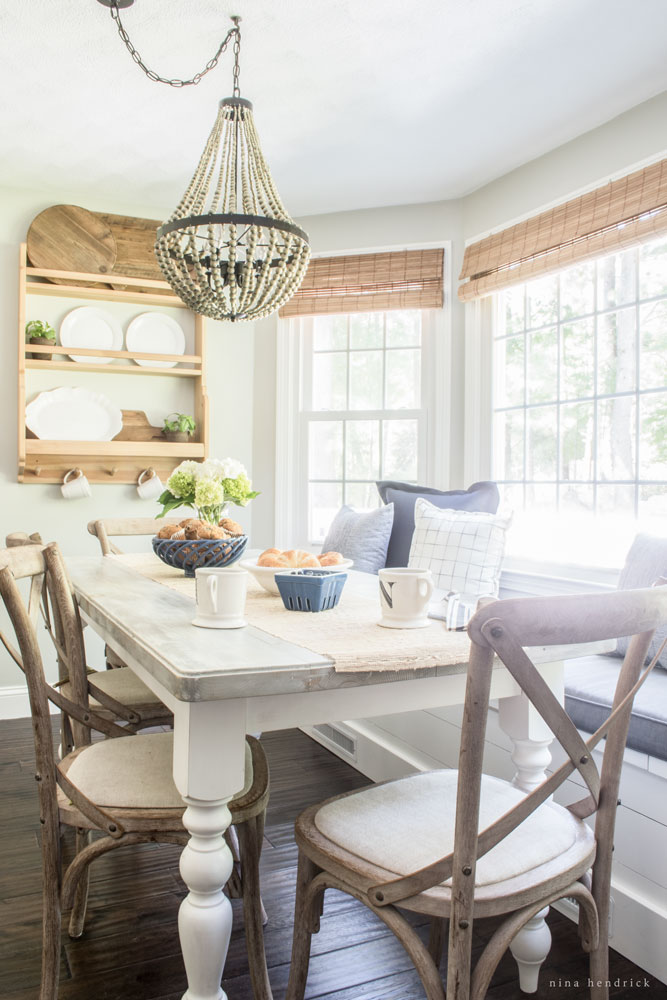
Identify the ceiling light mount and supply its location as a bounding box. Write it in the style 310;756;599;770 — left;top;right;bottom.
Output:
98;4;310;322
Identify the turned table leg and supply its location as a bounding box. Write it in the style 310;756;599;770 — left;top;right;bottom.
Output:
497;661;564;993
173;699;247;1000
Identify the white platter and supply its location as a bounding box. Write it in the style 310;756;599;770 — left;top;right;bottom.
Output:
60;306;124;364
240;558;354;596
126;313;186;368
25;387;123;441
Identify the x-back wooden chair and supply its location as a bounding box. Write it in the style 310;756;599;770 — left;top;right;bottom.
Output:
0;541;273;1000
285;585;667;1000
87;516;181;556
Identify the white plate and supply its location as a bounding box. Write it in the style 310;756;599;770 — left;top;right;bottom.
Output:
25;387;123;441
126;313;186;368
60;306;124;364
240;558;354;595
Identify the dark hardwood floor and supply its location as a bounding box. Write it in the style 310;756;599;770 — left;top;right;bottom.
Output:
1;716;665;1000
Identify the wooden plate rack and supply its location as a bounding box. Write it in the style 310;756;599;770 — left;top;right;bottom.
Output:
18;243;209;485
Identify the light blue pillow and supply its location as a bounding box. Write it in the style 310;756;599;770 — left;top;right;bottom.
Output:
321;504;394;575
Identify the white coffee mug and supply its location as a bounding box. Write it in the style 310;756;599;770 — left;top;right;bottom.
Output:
61;468;91;500
193;566;248;629
137;468;164;501
378;567;434;629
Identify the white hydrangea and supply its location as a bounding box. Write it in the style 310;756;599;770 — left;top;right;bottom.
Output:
219;457;247;480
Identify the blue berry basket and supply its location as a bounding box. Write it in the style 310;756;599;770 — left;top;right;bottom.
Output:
152;535;247;578
275;569;347;612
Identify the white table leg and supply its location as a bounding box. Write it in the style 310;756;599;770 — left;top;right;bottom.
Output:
497;660;563;993
172;699;247;1000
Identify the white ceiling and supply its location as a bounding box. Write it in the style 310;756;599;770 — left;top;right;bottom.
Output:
3;0;667;220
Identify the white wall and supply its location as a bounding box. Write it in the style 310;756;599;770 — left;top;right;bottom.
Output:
0;187;256;693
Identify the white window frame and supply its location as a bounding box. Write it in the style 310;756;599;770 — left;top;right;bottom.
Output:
275;242;451;550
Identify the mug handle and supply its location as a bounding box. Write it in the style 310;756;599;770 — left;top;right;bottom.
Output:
418;577;434;603
207;575;218;614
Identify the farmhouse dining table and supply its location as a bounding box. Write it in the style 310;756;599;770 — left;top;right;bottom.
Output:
67;553;608;1000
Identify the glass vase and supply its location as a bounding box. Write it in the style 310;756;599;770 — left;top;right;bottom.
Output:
195;503;230;526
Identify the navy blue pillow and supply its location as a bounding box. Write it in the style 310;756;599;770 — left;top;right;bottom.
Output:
376;480;500;568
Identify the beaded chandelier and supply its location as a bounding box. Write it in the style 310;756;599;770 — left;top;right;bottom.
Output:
99;3;310;321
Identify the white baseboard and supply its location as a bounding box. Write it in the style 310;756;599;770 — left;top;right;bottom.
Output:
0;684;58;720
302;719;667;986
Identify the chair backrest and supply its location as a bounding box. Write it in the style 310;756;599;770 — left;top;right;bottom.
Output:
0;542;131;844
87;517;182;555
367;586;667;991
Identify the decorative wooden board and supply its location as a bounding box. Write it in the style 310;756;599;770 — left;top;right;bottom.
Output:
96;212;164;288
26;205;117;288
26;205;167;294
114;410;164;442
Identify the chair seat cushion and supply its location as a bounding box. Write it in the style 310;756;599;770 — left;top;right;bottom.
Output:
314;770;592;888
61;667;165;710
65;732;253;810
565;653;667;761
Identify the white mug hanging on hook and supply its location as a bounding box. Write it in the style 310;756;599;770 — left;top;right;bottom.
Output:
61;468;91;500
137;468;164;501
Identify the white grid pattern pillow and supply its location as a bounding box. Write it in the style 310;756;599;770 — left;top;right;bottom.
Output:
408;499;510;596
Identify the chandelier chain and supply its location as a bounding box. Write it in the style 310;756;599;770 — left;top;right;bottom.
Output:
108;1;240;89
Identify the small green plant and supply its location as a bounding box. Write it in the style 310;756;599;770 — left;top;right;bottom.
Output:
163;413;196;435
25;320;56;343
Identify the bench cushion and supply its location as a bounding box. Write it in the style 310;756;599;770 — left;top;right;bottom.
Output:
565;654;667;761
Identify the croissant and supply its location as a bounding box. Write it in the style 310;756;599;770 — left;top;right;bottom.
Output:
318;551;344;567
257;548;320;568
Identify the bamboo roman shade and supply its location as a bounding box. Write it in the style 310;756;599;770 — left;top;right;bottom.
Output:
279;248;444;317
458;158;667;301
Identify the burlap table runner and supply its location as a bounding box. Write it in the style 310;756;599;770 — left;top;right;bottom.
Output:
114;554;471;673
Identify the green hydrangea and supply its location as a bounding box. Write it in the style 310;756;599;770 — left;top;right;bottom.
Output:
222;473;253;505
194;478;225;509
166;468;196;500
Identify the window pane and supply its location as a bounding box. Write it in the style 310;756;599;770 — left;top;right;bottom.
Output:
494;410;524;480
597;397;636;481
382;419;418;480
495;335;524;407
349;312;383;349
640;392;667;480
527;327;557;403
526;406;557;480
386;310;421;347
525;483;557;511
314;315;347;350
639;237;667;300
345;420;380;480
385;349;420;409
560;261;594;320
500;286;525;336
309;421;343;479
560;402;594;481
349;350;383;409
639;300;667;390
527;275;558;329
312;352;347;410
639;484;667;520
560;483;594;512
309;483;343;542
597;249;636;310
561;319;594;399
597;309;636;395
597;484;635;517
345;482;381;510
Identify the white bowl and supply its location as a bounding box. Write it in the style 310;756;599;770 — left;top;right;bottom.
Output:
240;557;353;595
